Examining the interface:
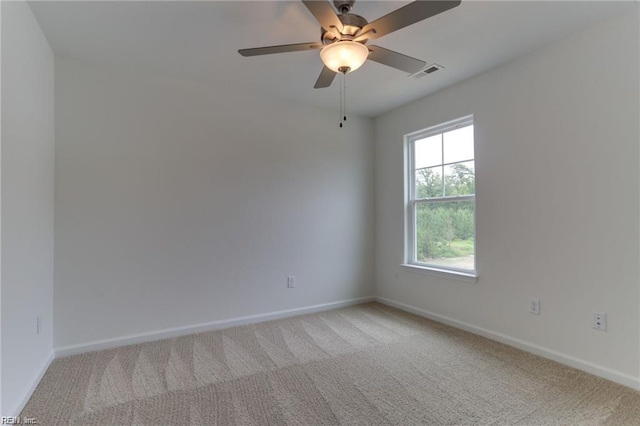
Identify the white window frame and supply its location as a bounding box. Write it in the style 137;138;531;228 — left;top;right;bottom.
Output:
403;115;477;282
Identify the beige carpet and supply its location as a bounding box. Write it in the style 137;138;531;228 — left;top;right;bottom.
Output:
21;302;640;425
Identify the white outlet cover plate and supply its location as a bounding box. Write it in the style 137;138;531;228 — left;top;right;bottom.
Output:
529;299;540;315
592;311;607;330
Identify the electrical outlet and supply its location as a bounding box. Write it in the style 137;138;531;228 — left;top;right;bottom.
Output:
592;312;607;331
529;299;540;315
287;276;295;288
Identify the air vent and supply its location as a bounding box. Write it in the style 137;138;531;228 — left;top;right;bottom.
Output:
411;63;444;80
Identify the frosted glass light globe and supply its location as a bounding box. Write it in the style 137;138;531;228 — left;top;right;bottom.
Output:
320;41;369;73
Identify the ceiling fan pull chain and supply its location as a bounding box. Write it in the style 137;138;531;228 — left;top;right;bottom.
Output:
339;72;343;128
343;74;347;123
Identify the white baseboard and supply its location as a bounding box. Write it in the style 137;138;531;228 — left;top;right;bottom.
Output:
10;351;55;417
55;296;375;358
375;296;640;391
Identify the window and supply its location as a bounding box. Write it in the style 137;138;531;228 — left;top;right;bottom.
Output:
405;116;475;275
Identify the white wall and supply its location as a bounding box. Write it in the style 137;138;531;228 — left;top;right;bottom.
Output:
1;1;55;416
375;9;640;383
54;58;374;349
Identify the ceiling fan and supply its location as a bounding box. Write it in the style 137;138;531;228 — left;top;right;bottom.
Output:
238;0;461;89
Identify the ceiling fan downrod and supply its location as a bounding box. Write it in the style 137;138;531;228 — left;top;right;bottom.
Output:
334;0;354;14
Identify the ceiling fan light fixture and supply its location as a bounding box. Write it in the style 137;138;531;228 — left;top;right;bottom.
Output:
320;41;369;74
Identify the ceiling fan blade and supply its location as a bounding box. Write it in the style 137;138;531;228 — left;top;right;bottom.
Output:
238;42;323;57
302;0;343;36
314;66;337;89
358;0;461;41
367;45;426;74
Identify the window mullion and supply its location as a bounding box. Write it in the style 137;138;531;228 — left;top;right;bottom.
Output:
414;195;475;204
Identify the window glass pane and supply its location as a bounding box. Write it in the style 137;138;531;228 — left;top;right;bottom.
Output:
443;125;474;164
415;200;475;271
444;161;475;196
415;166;443;198
414;134;442;169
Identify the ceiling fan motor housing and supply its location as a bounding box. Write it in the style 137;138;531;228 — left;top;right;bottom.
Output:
321;13;368;44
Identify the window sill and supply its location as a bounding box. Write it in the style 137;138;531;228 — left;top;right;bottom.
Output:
400;264;478;284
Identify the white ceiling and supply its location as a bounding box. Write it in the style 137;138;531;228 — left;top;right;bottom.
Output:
29;1;632;117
